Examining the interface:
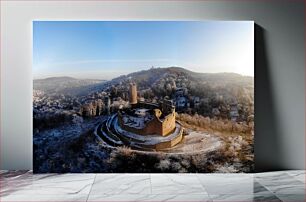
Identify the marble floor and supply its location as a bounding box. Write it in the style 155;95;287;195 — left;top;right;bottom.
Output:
0;170;305;202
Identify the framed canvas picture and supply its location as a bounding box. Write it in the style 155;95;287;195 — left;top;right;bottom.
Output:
33;21;254;173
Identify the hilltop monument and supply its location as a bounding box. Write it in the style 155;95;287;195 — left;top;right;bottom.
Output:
129;82;138;105
95;82;184;150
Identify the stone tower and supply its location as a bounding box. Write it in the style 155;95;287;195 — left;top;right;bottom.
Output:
104;96;111;115
129;82;137;105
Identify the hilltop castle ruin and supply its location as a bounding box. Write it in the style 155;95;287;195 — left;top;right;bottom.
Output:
95;82;184;150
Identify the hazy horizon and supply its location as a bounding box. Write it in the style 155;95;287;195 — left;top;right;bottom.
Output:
33;21;254;79
33;66;254;80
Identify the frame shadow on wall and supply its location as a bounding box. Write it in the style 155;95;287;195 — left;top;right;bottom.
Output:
254;24;283;172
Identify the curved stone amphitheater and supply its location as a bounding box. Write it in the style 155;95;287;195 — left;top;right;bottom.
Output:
94;82;184;151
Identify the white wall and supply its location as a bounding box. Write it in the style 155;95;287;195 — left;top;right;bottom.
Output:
1;0;304;170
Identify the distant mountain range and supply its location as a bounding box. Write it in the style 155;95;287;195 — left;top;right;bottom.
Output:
34;76;106;96
34;67;253;97
124;66;253;86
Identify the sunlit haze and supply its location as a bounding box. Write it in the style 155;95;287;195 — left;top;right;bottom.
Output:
33;21;254;80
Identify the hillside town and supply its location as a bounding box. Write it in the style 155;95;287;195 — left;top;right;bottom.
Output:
33;68;254;133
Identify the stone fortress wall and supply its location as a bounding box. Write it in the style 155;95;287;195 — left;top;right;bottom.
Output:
117;101;176;137
154;128;183;150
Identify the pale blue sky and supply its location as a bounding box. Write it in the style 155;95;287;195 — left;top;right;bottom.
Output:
33;21;254;80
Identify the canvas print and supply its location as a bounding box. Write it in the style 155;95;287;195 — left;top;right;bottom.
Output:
33;21;254;173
